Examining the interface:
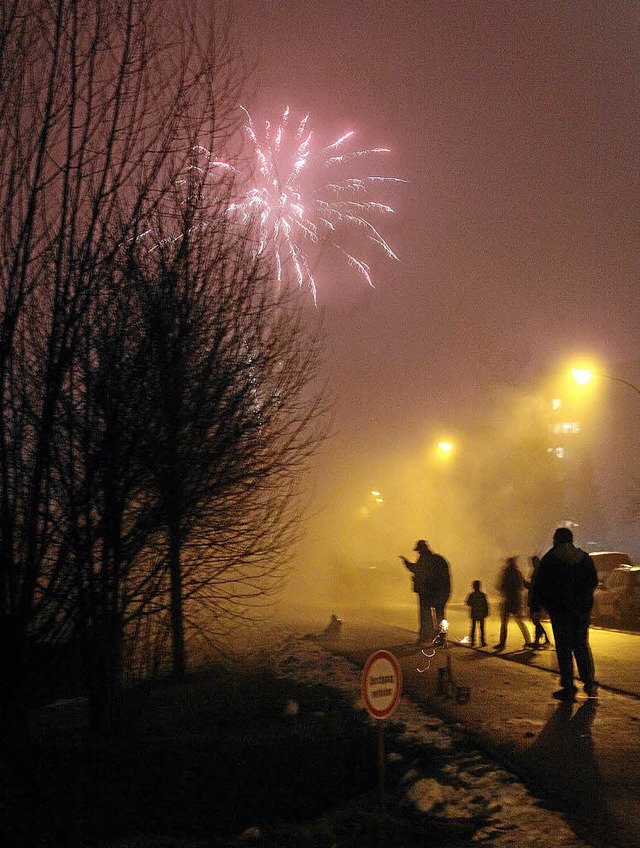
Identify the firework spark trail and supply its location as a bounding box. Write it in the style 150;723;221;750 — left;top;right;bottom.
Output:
137;112;404;304
219;107;405;305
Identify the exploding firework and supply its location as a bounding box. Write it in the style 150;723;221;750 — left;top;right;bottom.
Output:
203;107;405;304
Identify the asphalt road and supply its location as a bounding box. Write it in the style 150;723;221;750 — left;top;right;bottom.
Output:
314;600;640;697
294;603;640;848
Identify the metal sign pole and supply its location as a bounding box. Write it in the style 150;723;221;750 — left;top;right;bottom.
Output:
378;719;386;814
361;649;403;818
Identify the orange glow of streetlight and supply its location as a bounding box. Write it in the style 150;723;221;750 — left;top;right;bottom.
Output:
570;365;640;397
571;368;593;386
435;440;454;460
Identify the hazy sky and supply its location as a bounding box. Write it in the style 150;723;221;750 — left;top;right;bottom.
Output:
235;1;639;600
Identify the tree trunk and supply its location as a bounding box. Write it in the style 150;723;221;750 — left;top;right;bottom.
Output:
0;613;29;741
169;525;186;680
87;612;123;736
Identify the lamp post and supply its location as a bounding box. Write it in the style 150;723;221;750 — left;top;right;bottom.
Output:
568;365;639;553
571;368;640;397
426;439;457;539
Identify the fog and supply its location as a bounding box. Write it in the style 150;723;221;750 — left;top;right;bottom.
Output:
275;385;552;614
275;351;640;621
235;2;640;619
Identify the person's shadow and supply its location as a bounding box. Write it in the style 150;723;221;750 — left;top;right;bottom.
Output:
526;699;616;845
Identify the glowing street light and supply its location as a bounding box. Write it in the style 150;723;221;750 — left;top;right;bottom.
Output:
431;439;456;466
571;368;593;386
436;441;454;457
571;367;640;397
359;490;384;518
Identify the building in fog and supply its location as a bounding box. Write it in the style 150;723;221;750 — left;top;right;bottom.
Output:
544;360;640;559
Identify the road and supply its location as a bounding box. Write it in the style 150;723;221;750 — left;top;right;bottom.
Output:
331;599;640;697
286;601;640;848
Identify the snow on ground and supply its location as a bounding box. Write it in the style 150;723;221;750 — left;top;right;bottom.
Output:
251;625;592;848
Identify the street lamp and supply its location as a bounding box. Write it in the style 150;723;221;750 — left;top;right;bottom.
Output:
358;489;384;518
435;440;454;459
571;367;640;397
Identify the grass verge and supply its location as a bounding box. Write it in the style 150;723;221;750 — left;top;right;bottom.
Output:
2;664;477;847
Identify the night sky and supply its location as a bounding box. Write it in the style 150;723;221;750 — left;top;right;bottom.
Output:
236;1;639;602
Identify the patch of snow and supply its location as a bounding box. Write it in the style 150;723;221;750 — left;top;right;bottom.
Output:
259;625;593;848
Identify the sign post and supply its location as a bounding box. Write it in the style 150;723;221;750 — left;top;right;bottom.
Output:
361;649;403;813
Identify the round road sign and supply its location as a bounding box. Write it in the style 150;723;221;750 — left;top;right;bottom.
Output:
361;649;402;719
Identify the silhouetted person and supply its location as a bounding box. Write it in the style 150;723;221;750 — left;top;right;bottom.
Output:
304;613;342;641
400;539;451;643
466;579;489;646
524;555;551;649
494;556;532;651
530;527;598;701
323;613;342;638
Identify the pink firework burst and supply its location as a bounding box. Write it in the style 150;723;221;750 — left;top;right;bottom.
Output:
226;106;405;304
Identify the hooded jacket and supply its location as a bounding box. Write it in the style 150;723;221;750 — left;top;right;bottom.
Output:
530;542;598;618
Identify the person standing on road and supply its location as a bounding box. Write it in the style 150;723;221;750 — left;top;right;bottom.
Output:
530;527;599;701
400;539;451;643
524;555;551;649
494;556;533;651
466;579;489;646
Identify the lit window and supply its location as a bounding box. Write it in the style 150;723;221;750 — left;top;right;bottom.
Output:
552;398;562;411
553;422;581;434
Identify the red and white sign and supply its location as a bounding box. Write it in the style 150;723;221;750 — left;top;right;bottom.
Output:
361;649;403;719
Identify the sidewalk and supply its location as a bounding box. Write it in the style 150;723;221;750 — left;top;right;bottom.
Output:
332;620;640;848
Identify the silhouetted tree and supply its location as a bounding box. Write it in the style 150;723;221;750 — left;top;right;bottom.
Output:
52;251;165;730
0;0;248;734
130;171;327;679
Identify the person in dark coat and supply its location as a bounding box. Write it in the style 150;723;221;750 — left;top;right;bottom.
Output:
530;527;599;701
400;539;451;643
524;555;551;649
466;579;489;647
494;556;533;651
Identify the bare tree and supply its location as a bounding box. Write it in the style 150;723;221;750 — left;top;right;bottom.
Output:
51;250;163;730
127;166;328;679
0;0;247;734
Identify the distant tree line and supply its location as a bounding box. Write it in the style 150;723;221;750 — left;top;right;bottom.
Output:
0;0;327;735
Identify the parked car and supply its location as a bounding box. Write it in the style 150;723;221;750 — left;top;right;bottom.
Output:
589;551;634;584
592;565;640;630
